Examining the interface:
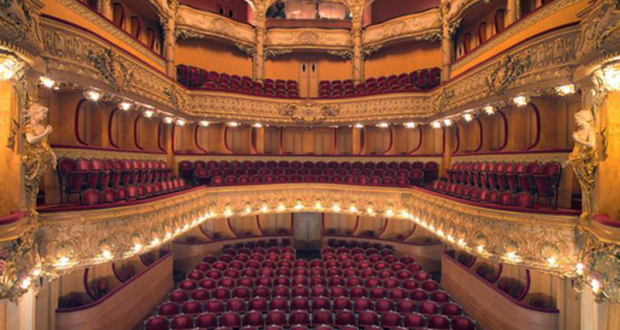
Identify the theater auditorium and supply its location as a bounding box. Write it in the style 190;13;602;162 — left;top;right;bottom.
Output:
0;0;619;329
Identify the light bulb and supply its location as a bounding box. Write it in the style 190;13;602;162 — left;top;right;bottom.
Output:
547;256;558;267
40;77;55;88
20;277;31;290
0;58;17;80
315;200;324;210
354;123;364;128
144;110;154;118
432;121;441;129
463;113;473;122
386;209;394;217
576;263;585;275
228;122;239;127
102;250;113;260
592;278;601;293
376;122;389;128
556;84;576;96
163;117;174;124
443;119;452;126
602;65;620;91
349;205;358;213
513;95;528;107
253;123;263;128
87;90;101;101
200;120;210;127
332;203;341;212
133;244;142;253
119;102;132;111
483;106;495;115
404;122;416;129
176;118;186;126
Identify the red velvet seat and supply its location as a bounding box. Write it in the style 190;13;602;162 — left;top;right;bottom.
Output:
358;311;380;327
248;297;268;312
159;302;180;317
312;310;334;326
375;299;395;313
289;310;311;326
381;311;403;327
196;312;218;329
145;316;169;330
266;310;287;327
171;314;194;329
312;296;332;310
220;312;241;328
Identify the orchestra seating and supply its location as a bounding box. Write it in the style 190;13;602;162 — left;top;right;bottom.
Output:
178;160;440;188
57;158;187;206
177;65;300;99
144;239;477;330
434;161;562;208
318;68;441;99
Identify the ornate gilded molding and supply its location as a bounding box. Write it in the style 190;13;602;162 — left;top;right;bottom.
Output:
327;49;353;60
265;28;353;51
34;184;580;281
52;0;167;68
278;100;341;127
485;54;532;95
452;150;571;163
362;9;442;47
53;147;167;161
575;228;620;303
361;44;383;59
86;48;135;92
175;154;443;164
264;48;293;60
175;5;254;47
235;43;256;57
451;0;581;71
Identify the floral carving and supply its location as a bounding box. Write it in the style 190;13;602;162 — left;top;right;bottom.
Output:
86;48;135;92
485;54;532;95
278;100;341;127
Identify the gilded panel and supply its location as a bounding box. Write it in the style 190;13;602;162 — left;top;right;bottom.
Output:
265;28;353;50
176;5;255;46
362;9;442;47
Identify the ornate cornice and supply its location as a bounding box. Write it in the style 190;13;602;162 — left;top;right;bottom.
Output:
175;5;254;46
174;154;443;164
362;9;442;47
53;147;167;161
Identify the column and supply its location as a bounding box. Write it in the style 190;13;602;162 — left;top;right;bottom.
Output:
100;0;112;20
506;0;520;26
5;289;36;330
351;23;364;83
163;17;176;78
440;2;453;80
254;23;266;81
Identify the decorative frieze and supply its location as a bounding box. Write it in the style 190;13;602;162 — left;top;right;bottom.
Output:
176;5;255;46
265;28;353;50
362;9;442;47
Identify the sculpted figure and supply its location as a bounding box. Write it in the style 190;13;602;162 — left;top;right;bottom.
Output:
564;109;597;215
22;103;56;215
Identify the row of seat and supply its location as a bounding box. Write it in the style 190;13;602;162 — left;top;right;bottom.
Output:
318;68;441;98
145;243;477;330
180;160;439;188
446;161;562;207
177;65;300;98
432;181;536;208
57;158;177;205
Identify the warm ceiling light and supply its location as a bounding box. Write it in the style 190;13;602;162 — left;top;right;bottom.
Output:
432;121;441;129
386;209;394;217
404;122;416;129
547;256;558;267
228;122;239;127
332;203;341;212
223;207;233;217
101;250;113;260
86;90;101;102
576;263;585;276
513;95;529;107
163;117;174;124
119;102;132;111
40;76;55;88
0;57;17;80
556;84;576;96
133;243;142;253
253;123;263;128
602;65;620;91
144;110;154;118
349;205;358;213
463;113;473;122
315;200;324;210
20;277;31;290
443;119;452;126
483;105;495;115
354;123;364;128
295;200;304;211
376;122;389;128
176;118;186;126
200;120;210;127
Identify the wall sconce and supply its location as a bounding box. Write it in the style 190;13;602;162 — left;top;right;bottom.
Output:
0;56;19;81
432;121;441;129
200;120;210;127
376;122;389;128
86;90;102;102
601;64;620;91
176;118;186;126
463;113;473;122
443;119;452;126
253;123;263;128
228;122;239;127
119;102;132;111
404;122;416;129
144;110;154;118
354;123;364;128
483;106;495;115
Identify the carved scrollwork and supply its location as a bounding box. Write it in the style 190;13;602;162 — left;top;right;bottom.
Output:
235;43;256;57
264;48;293;60
485;54;532;95
576;229;620;303
327;49;353;60
278;100;341;127
86;48;135;92
0;223;41;301
361;44;383;59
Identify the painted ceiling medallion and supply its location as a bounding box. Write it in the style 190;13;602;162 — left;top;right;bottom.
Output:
278;100;340;127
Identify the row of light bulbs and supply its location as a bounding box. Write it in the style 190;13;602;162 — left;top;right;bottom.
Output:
429;84;577;129
17;197;599;297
